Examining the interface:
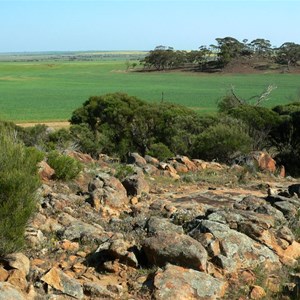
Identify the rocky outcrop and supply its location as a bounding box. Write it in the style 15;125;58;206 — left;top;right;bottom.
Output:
3;151;300;299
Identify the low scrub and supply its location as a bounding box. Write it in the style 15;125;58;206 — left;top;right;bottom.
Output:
47;151;82;180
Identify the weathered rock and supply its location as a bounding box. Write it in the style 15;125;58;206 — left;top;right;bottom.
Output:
175;155;198;171
83;282;118;299
127;152;147;167
234;196;286;224
154;264;227;300
122;174;149;196
58;212;104;242
190;220;280;274
108;238;138;267
5;253;30;276
64;150;94;163
171;162;189;173
144;155;160;166
41;267;84;299
38;161;55;181
25;227;46;248
273;201;297;218
250;285;266;299
0;267;9;281
252;151;276;173
0;282;25;300
143;164;160;176
146;216;184;235
7;269;28;291
143;231;207;271
88;173;129;208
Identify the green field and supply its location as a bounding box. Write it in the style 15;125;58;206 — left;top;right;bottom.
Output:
0;53;299;122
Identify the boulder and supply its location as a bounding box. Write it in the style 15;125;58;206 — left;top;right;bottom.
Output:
64;150;94;163
57;212;104;242
146;216;184;235
88;173;129;208
0;282;25;300
154;264;227;300
122;174;149;196
144;155;160;166
4;253;30;276
175;155;198;171
251;151;276;173
83;281;120;299
143;231;207;271
41;267;84;299
190;220;280;274
127;152;147;167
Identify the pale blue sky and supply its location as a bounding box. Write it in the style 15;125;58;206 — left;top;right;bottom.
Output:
0;0;299;52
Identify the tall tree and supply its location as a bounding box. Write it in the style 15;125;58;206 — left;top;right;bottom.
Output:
276;42;300;70
249;38;272;57
214;37;245;66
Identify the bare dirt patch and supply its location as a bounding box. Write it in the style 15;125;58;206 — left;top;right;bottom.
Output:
17;121;70;129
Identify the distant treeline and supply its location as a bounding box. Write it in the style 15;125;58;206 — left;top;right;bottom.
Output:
140;37;300;71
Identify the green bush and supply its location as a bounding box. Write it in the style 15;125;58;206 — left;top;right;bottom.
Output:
0;127;41;256
47;151;82;180
192;119;253;163
146;142;174;161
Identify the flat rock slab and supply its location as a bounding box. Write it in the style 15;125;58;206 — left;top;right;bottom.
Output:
41;267;84;299
154;264;226;300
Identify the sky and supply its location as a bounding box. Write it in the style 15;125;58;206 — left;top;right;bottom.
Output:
0;0;300;52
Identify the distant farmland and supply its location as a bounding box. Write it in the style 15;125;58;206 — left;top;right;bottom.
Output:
0;51;299;122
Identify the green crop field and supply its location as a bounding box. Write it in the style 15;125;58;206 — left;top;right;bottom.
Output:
0;52;299;122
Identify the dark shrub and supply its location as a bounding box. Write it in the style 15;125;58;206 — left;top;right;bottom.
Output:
0;126;40;256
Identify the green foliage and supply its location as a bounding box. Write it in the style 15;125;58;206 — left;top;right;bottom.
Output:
114;164;135;181
70;93;209;159
0;126;41;256
21;124;49;148
192;118;253;163
271;103;300;176
227;104;281;149
146;143;174;161
47;151;82;180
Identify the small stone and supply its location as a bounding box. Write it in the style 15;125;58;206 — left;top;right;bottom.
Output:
60;240;80;252
0;267;9;282
130;196;139;205
250;285;266;299
76;251;87;258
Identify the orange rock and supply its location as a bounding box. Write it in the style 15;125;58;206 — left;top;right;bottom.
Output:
7;269;28;291
0;267;9;282
250;285;266;299
279;165;286;177
38;161;55;181
60;240;80;252
252;151;276;173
